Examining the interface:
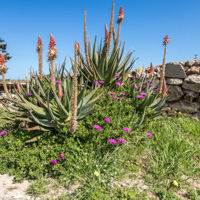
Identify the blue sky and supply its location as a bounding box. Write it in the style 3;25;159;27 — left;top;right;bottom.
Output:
1;0;200;79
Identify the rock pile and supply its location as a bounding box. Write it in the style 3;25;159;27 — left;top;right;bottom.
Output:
131;59;200;119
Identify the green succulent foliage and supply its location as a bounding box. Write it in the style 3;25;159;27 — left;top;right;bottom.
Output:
0;73;104;141
78;38;136;86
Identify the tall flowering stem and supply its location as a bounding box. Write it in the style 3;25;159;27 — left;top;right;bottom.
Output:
0;53;10;97
112;25;116;44
48;34;57;91
115;7;124;49
58;84;62;101
104;24;109;44
84;7;90;67
69;42;79;134
107;0;114;55
148;62;154;80
26;72;29;94
162;78;167;97
36;35;43;81
159;35;169;93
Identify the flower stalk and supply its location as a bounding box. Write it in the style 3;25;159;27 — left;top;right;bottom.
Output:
159;35;169;93
26;72;29;94
36;35;43;81
84;7;90;67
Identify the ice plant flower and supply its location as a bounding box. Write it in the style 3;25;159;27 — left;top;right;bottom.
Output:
27;93;33;96
108;91;115;95
117;138;126;144
59;154;64;159
163;35;170;46
137;95;144;99
116;82;122;86
132;85;137;88
0;131;6;136
114;97;120;99
123;127;130;133
94;80;98;84
146;132;152;137
139;85;144;88
114;75;120;78
140;92;147;96
154;88;159;92
120;93;126;96
93;125;102;131
51;160;57;164
97;83;101;87
148;84;154;87
49;77;52;80
94;171;99;176
104;118;111;123
138;91;144;93
108;139;118;145
143;82;147;84
173;180;179;187
55;80;61;83
147;80;152;82
99;81;105;84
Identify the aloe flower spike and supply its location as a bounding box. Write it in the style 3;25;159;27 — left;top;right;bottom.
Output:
105;24;109;42
36;35;43;81
84;7;90;67
148;62;154;80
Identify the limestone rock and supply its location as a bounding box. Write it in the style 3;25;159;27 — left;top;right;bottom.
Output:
165;62;186;78
195;59;200;66
185;60;195;67
186;66;199;75
184;74;200;84
167;100;200;113
167;85;184;101
166;78;183;85
184;66;189;72
182;81;200;93
183;89;199;103
151;76;160;88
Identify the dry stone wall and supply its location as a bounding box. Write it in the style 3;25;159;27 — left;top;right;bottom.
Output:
132;59;200;118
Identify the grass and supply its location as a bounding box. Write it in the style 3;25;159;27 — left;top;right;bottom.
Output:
0;113;200;199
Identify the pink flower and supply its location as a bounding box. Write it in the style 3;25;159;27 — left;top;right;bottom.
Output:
117;138;126;144
108;138;118;145
116;82;122;86
138;91;144;93
99;81;105;84
0;131;6;136
147;80;152;82
108;91;115;95
120;93;126;96
154;89;159;92
123;127;130;133
93;125;102;130
140;92;147;96
51;160;57;164
97;83;101;87
137;95;144;99
94;80;98;84
132;85;137;88
114;75;120;78
139;85;144;88
143;82;147;84
148;84;154;87
114;97;120;99
55;80;61;83
146;132;152;137
49;77;52;80
104;118;111;123
59;154;64;159
27;93;33;96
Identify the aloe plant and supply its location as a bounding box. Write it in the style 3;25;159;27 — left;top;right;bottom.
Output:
0;73;104;140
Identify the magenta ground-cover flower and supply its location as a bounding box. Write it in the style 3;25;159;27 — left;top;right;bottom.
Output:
108;139;118;145
132;85;137;88
97;83;101;87
108;91;115;95
154;88;159;92
140;92;147;96
94;80;98;84
114;75;120;78
137;95;144;99
116;82;122;86
147;80;152;82
138;91;144;93
93;125;102;130
49;77;52;80
99;81;105;84
123;127;130;133
27;93;33;96
55;80;61;83
51;160;57;164
148;84;154;87
117;138;126;144
104;118;111;123
139;85;144;88
120;93;126;96
146;132;152;137
114;97;120;99
0;131;6;136
143;82;147;84
59;154;64;159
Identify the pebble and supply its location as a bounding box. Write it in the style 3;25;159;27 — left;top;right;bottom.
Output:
13;195;22;199
3;181;11;185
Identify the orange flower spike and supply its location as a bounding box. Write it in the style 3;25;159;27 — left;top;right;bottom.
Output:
0;53;6;65
58;84;62;101
105;24;109;41
163;35;170;46
48;34;57;60
117;7;124;23
162;78;168;97
49;34;56;49
148;62;154;75
36;35;43;51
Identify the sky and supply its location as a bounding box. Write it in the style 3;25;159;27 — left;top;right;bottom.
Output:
1;0;200;79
